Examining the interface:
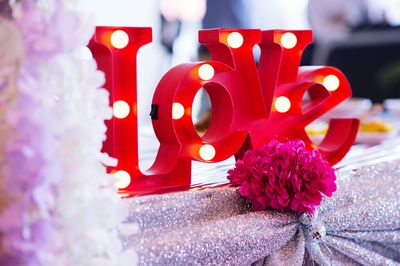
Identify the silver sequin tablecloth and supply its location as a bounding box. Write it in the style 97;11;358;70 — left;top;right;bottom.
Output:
124;132;400;265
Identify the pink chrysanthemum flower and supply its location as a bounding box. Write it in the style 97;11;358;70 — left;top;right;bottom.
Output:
227;138;336;214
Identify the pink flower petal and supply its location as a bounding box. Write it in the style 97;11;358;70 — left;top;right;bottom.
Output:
227;138;336;214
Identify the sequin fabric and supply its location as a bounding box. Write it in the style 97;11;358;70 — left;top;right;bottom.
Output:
121;160;400;265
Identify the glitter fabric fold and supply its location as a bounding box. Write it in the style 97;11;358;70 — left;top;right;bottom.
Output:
122;160;400;265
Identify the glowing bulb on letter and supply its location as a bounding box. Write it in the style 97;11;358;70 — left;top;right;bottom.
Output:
198;64;214;81
323;74;340;91
280;32;297;49
172;102;185;120
227;32;244;48
110;30;129;49
113;100;130;119
274;96;291;113
114;170;131;189
199;144;216;161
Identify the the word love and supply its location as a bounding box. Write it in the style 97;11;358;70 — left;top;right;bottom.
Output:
88;27;359;196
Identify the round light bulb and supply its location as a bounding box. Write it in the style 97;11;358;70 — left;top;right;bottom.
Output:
110;30;129;49
199;144;216;161
274;96;291;113
198;64;215;81
172;102;185;120
227;32;244;48
114;170;131;189
280;32;297;49
113;100;130;119
323;74;340;91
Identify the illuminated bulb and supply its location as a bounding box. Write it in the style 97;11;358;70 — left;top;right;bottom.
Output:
323;74;340;91
227;32;244;48
114;170;131;189
172;102;185;120
110;30;129;49
198;64;214;80
199;144;216;161
280;32;297;49
113;100;130;119
274;96;291;113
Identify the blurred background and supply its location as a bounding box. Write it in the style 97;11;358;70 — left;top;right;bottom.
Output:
78;0;400;168
79;0;400;123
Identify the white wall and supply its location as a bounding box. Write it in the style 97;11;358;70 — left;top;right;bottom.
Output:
248;0;310;30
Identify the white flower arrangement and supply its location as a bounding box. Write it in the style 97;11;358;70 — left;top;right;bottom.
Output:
0;1;137;265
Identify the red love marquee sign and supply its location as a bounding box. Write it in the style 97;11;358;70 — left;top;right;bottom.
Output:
88;27;359;196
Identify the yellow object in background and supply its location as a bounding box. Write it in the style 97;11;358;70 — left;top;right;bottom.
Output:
306;119;395;136
306;126;328;136
359;120;394;133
